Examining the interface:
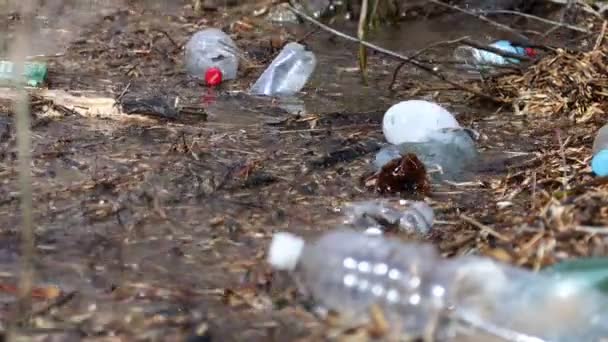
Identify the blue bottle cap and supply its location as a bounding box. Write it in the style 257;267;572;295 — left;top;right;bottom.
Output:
591;149;608;176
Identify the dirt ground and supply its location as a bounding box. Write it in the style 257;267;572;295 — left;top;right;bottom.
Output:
0;0;607;341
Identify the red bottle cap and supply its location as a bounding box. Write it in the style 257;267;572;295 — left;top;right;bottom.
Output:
205;67;222;87
524;47;537;58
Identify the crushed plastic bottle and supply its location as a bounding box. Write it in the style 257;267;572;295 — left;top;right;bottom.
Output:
184;28;239;84
591;123;608;176
267;229;608;341
375;127;479;181
341;200;434;235
382;100;460;145
454;40;536;69
250;42;317;96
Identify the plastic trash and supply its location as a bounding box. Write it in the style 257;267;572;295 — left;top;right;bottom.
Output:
184;28;239;85
0;61;47;87
376;128;478;181
266;3;301;23
543;257;608;295
267;229;608;341
454;40;536;69
591;123;608;176
250;42;317;96
341;200;434;235
382;100;460;145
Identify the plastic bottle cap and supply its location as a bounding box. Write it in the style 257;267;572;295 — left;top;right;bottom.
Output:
267;232;305;271
205;67;223;87
524;47;537;58
591;150;608;176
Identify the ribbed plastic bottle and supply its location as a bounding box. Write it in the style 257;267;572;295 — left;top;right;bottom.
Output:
184;28;239;85
268;229;449;339
591;123;608;176
267;229;608;341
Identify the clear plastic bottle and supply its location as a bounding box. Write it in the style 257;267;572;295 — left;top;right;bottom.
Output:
267;229;608;341
268;229;448;340
591;123;608;176
184;28;239;83
375;127;478;181
340;200;434;235
453;40;532;69
250;42;317;96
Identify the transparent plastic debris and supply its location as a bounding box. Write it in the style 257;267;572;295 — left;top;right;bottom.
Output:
382;100;460;145
184;28;239;81
276;96;307;115
250;42;317;96
266;3;301;23
454;40;527;70
341;200;434;235
267;229;608;341
375;128;479;181
373;144;401;170
0;61;48;87
542;257;608;295
591;123;608;176
302;0;331;18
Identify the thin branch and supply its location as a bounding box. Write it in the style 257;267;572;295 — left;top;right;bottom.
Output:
481;9;590;34
289;5;504;103
427;0;530;43
460;214;510;242
594;20;607;50
389;36;471;90
357;0;369;82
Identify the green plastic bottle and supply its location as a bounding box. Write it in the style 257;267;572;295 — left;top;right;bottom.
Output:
542;257;608;294
0;60;47;87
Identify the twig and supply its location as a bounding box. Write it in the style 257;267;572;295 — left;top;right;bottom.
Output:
460;214;509;242
427;0;530;43
115;81;131;105
543;0;601;18
152;28;180;50
289;5;504;103
389;36;471;90
555;129;570;190
594;20;607;50
296;27;321;44
573;225;608;235
27;291;77;319
357;0;369;82
481;9;590;34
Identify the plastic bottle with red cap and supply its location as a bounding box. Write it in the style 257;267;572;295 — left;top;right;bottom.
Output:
453;40;536;70
185;28;239;86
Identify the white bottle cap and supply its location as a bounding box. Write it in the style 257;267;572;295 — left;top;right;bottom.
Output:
267;232;305;271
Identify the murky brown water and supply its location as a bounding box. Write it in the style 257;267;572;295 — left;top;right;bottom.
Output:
0;2;576;340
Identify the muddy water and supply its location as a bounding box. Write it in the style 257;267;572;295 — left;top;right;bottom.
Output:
0;7;553;340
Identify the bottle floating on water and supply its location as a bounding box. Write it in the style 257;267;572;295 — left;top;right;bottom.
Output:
250;42;317;96
267;229;608;341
